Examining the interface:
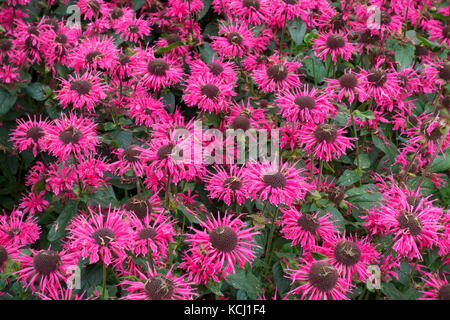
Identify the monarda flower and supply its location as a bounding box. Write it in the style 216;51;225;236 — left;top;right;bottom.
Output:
189;57;238;84
15;248;77;294
378;192;442;260
66;205;133;266
135;48;183;91
419;271;450;300
245;160;310;206
279;209;337;249
57;72;108;112
204;165;249;206
46;113;99;161
313;32;354;64
183;74;236;113
184;212;260;276
70;36;118;72
0;209;40;247
19;191;49;215
0;242;20;272
316;234;380;282
229;0;269;25
116;16;151;43
276;85;334;124
298;123;354;162
251;55;301;93
129;213;175;264
210;21;255;58
326;70;365;105
111;144;149;178
121;264;198;300
10;115;51;156
286;257;351;300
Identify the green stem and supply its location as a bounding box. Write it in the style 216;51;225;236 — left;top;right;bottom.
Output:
101;262;107;299
310;153;314;182
317;160;323;191
264;207;279;271
348;103;361;174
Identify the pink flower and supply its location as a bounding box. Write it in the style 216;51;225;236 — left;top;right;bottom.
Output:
314;31;354;64
0;209;40;247
204;165;249;206
10;115;51;157
19;191;49;215
210;21;255;58
66;205;133;266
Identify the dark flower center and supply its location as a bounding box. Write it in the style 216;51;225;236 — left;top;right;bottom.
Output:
27;26;40;36
259;99;269;107
25;37;36;49
267;64;288;82
144;275;175;300
420;119;442;141
297;214;319;233
147;58;169;76
415;45;428;57
406;196;421;209
308;261;339;292
209;225;238;252
334;240;362;266
88;0;101;12
111;7;124;20
330;13;345;31
166;33;181;44
85;50;102;64
0;246;8;267
126;198;152;219
263;172;287;189
358;30;379;45
70;79;92;95
227;32;243;46
33;250;61;276
231;115;251;131
157;143;175;160
222;176;243;190
256;55;268;64
201;84;220;100
123;145;142;163
438;283;450;300
91;227;116;246
282;0;298;4
0;38;13;52
327;186;345;204
55;33;68;44
7;228;21;237
339;73;358;89
128;25;139;33
439;62;450;81
397;212;422;236
326;34;345;49
367;68;387;87
208;63;224;76
139;227;157;240
242;0;260;10
58;126;83;145
314;124;338;143
118;54;130;65
294;96;316;110
407;114;418;127
380;11;392;25
26;126;45;143
442;25;450;39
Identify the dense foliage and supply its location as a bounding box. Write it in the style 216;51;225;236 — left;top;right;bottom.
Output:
0;0;449;300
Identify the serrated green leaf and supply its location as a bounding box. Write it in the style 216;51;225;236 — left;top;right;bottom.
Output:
287;20;307;45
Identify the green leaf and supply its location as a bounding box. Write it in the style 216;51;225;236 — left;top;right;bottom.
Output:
197;0;212;20
371;134;398;161
207;280;224;297
47;200;78;242
272;261;291;295
429;149;450;172
226;269;263;299
82;185;118;207
310;252;329;261
154;41;188;56
353;110;375;121
287;20;307;45
80;263;103;296
337;170;362;186
26;83;46;101
132;0;146;10
0;89;17;115
354;153;371;169
162;91;176;113
381;282;403;300
303;55;326;84
112;130;133;149
199;43;216;64
322;206;345;231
